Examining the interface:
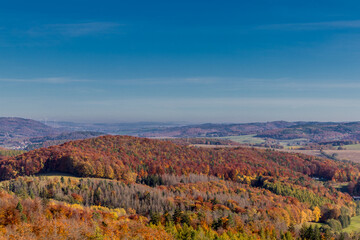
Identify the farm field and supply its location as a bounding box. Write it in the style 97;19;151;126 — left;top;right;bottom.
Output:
278;149;360;163
217;135;308;149
218;134;265;144
190;144;236;148
324;150;360;163
278;138;308;148
344;144;360;150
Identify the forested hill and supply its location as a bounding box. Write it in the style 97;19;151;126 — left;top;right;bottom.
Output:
1;135;359;183
2;135;360;239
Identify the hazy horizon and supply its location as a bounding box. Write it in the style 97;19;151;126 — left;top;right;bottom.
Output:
2;116;360;126
2;1;360;122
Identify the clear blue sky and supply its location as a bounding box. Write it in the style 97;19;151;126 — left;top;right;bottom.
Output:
1;0;360;123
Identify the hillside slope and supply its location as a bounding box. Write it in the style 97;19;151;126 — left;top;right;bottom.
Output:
0;135;360;239
0;135;358;183
140;121;296;137
0;117;58;138
139;121;360;143
0;117;60;148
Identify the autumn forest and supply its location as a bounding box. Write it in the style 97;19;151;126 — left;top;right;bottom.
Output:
0;135;358;239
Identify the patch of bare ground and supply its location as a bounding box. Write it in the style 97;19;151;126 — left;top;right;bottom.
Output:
189;144;237;148
277;149;360;163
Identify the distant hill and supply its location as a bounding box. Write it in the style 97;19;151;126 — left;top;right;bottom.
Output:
0;117;60;148
48;121;183;135
139;121;360;143
140;121;296;137
0;135;357;183
257;121;360;141
0;117;106;149
5;118;360;150
0;117;58;138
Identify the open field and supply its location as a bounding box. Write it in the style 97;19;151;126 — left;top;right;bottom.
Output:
343;215;360;233
344;144;360;150
190;144;236;148
324;150;360;163
192;137;360;163
217;134;265;144
277;149;360;163
309;215;360;233
36;172;77;178
278;138;308;148
217;135;307;149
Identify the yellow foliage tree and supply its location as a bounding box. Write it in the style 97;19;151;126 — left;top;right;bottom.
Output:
313;206;321;222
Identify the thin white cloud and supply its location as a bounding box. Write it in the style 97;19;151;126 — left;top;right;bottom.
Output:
94;77;222;86
259;20;360;30
281;81;360;89
112;76;360;90
218;78;360;92
0;77;91;84
28;22;123;37
76;97;360;108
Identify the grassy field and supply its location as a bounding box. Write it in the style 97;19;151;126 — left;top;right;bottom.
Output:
218;134;265;144
36;172;77;177
322;150;360;163
217;135;308;149
190;144;236;148
308;215;360;233
344;144;360;150
342;215;360;233
278;138;308;149
277;148;360;163
309;222;325;228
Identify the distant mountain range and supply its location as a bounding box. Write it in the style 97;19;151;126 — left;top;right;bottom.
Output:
0;117;59;148
0;117;104;149
139;121;296;138
0;117;58;138
3;117;360;149
139;121;360;143
46;121;184;135
25;131;105;150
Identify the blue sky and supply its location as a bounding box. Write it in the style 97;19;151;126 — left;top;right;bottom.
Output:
1;0;360;123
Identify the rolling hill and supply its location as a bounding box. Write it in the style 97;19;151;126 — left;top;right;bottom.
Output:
0;117;60;148
0;135;357;182
138;121;360;141
139;121;296;138
0;135;360;239
0;117;58;138
0;117;106;149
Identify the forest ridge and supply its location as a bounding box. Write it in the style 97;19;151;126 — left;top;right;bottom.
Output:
0;135;359;238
